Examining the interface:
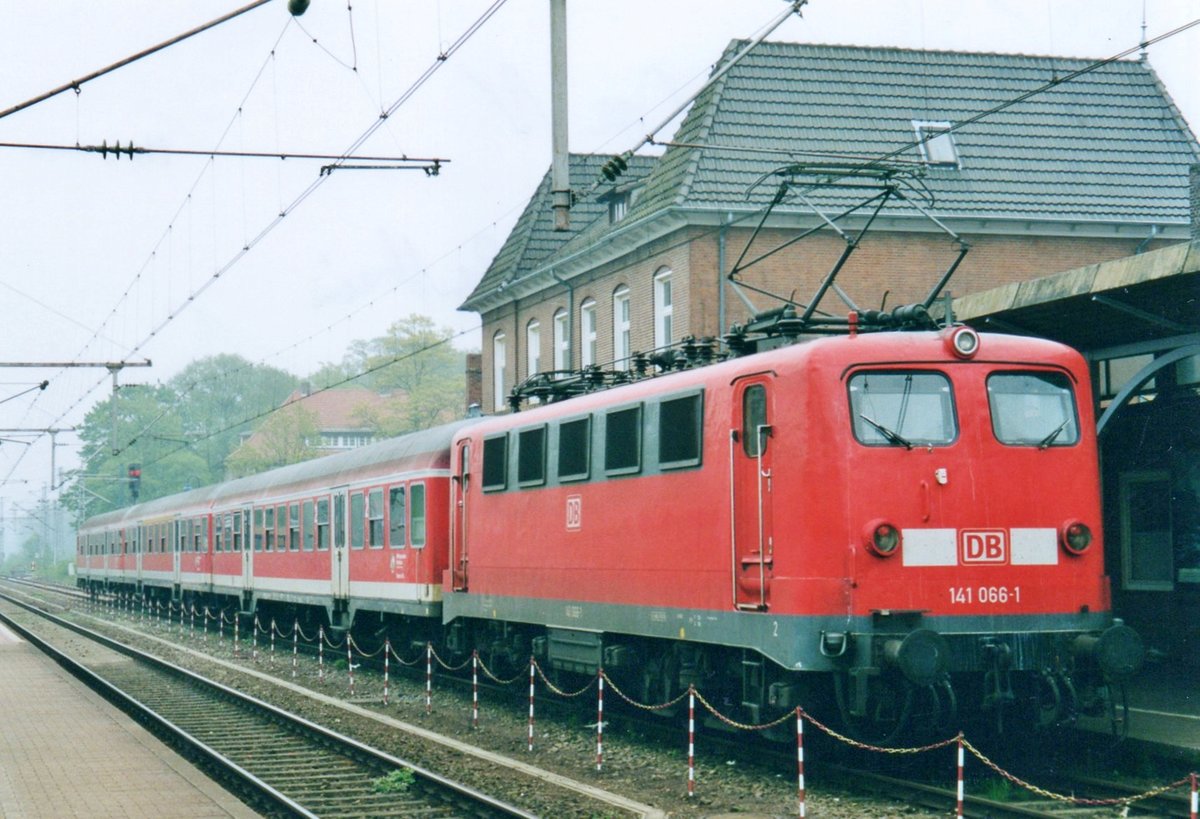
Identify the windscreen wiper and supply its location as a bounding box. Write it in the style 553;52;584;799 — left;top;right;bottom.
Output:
1037;419;1070;449
859;413;914;450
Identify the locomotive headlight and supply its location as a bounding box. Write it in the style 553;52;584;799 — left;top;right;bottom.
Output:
864;519;901;556
945;326;980;359
1060;519;1092;554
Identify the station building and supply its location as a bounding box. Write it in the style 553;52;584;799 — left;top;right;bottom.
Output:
459;42;1200;665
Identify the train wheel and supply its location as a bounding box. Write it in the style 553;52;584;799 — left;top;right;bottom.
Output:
834;672;914;746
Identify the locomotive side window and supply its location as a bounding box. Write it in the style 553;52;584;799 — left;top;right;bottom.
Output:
558;417;591;481
743;385;769;457
605;405;642;475
389;486;406;547
368;488;385;548
411;483;426;548
518;426;547;487
987;372;1080;448
482;434;508;491
350;492;365;550
849;371;957;447
660;392;703;468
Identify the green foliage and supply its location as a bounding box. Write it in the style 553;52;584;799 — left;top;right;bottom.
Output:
224;403;321;479
372;768;415;794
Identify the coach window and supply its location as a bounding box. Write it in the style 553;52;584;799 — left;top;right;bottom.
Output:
263;507;275;551
303;501;315;551
987;372;1079;448
389;486;406;548
848;371;957;447
214;518;224;553
411;483;427;548
233;511;243;552
558;417;591;481
254;509;264;552
316;499;330;551
518;426;547;487
483;434;508;492
605;405;642;475
351;492;365;550
368;488;385;548
288;503;301;551
660;392;703;469
334;494;345;549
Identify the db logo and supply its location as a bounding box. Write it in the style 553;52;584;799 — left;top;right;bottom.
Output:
960;529;1008;564
565;495;582;531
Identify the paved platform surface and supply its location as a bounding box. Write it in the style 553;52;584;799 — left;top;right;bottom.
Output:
1077;662;1200;753
0;621;260;818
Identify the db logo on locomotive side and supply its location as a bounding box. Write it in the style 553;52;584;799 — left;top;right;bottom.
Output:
959;529;1008;564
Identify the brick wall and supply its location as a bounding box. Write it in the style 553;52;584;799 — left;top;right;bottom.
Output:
475;226;1173;412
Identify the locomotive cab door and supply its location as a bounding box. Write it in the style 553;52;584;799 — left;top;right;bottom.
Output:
451;441;470;591
332;487;350;599
731;375;775;610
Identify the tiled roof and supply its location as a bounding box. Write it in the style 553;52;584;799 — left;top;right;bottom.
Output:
278;387;403;431
630;41;1199;223
462;41;1198;311
461;153;656;309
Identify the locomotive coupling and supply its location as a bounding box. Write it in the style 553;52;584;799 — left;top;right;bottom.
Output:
1073;622;1144;680
882;628;950;687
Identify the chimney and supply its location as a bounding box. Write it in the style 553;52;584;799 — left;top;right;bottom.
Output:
465;353;483;415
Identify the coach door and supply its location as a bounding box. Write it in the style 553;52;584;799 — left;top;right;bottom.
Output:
731;375;775;610
332;487;350;599
451;441;470;591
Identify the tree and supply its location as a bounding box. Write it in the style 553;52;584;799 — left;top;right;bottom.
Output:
225;403;321;478
330;315;468;434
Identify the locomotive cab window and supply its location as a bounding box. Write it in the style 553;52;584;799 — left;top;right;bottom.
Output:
660;392;703;469
987;371;1079;448
742;384;769;457
605;404;642;475
849;371;957;447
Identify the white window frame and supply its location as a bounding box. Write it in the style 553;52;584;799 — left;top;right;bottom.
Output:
553;308;569;372
612;286;631;370
653;267;673;350
492;331;507;411
580;298;597;368
913;120;959;166
526;319;541;378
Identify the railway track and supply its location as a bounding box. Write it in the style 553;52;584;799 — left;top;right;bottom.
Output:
0;591;535;819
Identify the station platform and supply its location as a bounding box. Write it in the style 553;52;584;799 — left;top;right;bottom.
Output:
0;620;259;818
1077;661;1200;755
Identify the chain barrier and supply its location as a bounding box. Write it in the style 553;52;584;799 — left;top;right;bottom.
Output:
428;643;474;673
599;668;690;713
532;659;595;698
388;640;426;667
476;654;531;686
961;736;1192;808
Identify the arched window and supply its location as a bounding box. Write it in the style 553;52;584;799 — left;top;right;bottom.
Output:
526;319;541;378
653;267;673;349
612;285;630;370
553;309;569;371
580;298;597;367
492;331;507;411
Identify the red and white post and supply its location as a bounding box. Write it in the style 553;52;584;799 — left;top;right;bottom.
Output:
383;638;390;706
1189;771;1197;819
318;625;325;680
425;642;433;715
687;686;696;798
347;636;355;697
596;669;605;772
291;619;298;679
797;709;806;818
472;650;479;729
527;657;536;752
956;735;965;818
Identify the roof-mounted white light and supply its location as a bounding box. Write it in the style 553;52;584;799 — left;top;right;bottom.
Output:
946;326;980;359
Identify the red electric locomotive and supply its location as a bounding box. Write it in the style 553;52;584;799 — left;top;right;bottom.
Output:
440;324;1142;739
76;322;1141;740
